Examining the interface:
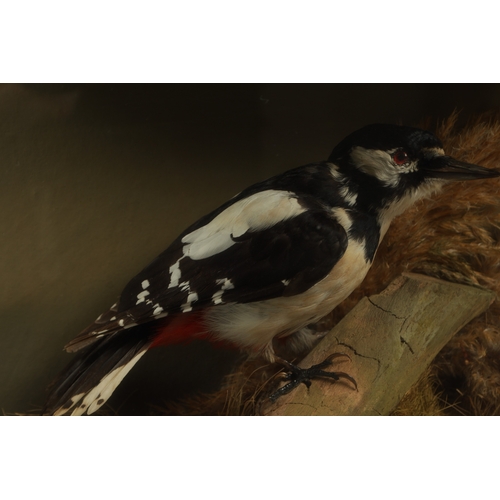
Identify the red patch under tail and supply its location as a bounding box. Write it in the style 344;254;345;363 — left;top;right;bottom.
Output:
150;312;239;351
150;312;206;347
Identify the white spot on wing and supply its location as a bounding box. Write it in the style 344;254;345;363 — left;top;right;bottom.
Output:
181;190;307;260
153;304;164;315
216;278;234;290
212;278;234;305
168;259;182;288
141;280;150;289
181;292;198;313
136;290;150;305
212;289;224;305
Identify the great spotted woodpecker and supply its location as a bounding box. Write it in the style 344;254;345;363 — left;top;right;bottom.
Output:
43;123;500;415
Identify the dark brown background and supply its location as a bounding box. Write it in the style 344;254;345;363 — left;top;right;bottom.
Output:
2;84;500;415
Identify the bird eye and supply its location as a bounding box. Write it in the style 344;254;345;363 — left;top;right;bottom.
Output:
392;149;410;166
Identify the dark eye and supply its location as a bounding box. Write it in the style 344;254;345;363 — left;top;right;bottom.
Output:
392;149;410;166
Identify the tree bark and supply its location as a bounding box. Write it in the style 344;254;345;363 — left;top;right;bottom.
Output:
262;273;496;416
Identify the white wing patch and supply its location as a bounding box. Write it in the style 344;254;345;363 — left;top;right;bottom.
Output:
181;190;306;261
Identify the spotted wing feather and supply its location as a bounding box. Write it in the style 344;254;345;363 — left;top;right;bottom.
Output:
66;177;349;352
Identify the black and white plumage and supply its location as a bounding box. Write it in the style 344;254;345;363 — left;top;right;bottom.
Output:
44;123;500;415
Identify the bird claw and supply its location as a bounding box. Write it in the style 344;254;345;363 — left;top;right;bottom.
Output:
269;353;357;402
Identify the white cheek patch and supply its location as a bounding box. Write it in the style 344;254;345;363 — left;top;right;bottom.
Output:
181;190;306;260
351;146;417;187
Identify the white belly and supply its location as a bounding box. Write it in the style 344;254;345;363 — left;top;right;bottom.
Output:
204;236;372;354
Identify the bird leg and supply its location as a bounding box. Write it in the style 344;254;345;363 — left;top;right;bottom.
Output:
269;353;357;402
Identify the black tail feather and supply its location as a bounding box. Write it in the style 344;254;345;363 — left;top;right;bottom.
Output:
43;326;152;415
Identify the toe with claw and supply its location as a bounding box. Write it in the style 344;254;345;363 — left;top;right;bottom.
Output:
269;353;357;402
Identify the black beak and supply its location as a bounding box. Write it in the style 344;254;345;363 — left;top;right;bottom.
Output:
423;156;500;181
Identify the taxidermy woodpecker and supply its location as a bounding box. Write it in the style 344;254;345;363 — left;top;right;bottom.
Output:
43;123;500;415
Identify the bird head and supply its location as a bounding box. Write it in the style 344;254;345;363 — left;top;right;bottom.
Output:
328;123;500;219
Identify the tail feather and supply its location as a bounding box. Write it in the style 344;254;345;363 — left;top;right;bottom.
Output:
64;348;148;416
44;327;152;416
44;313;210;415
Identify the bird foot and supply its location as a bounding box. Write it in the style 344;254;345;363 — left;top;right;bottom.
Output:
269;353;357;402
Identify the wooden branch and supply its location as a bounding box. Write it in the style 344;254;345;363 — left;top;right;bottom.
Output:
262;273;496;416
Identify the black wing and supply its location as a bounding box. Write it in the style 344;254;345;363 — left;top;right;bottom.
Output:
66;166;349;352
137;208;347;302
